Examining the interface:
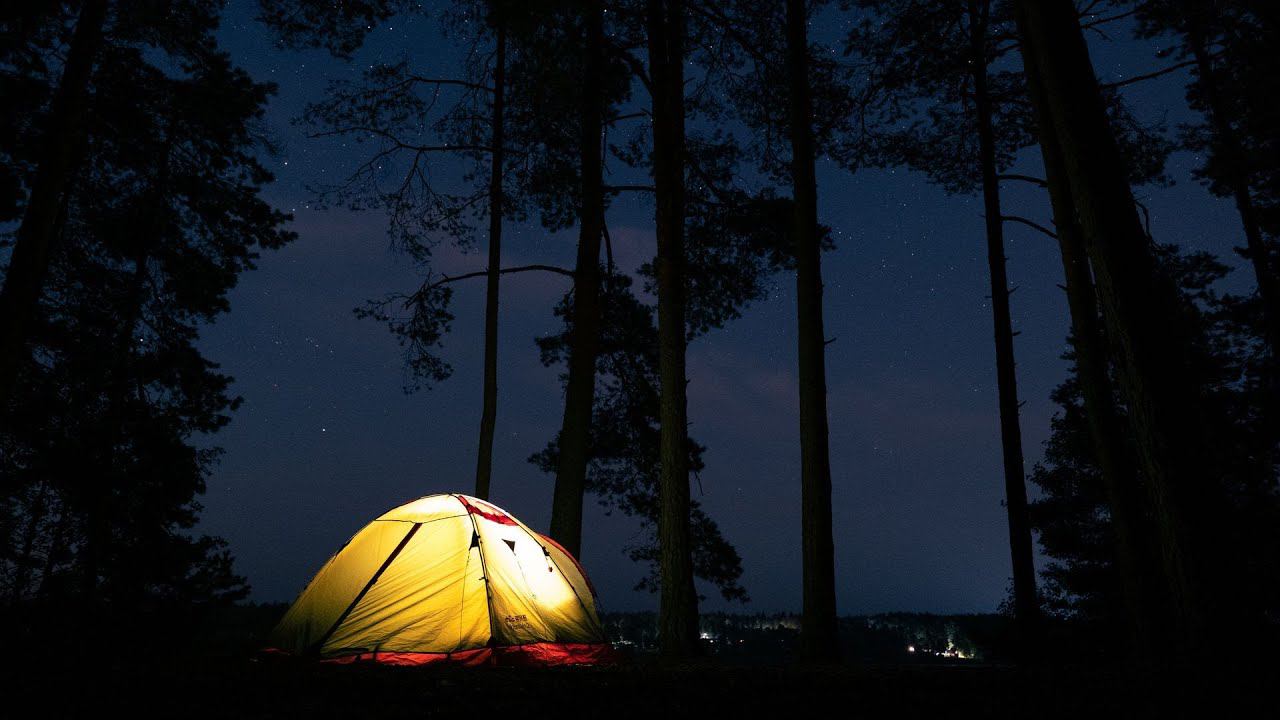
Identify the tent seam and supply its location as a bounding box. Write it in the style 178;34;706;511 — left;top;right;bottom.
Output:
310;521;422;654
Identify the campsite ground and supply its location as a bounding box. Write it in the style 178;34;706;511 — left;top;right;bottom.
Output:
13;606;1269;717
22;656;1271;718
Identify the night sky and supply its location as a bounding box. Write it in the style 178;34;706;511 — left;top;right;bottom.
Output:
197;2;1248;615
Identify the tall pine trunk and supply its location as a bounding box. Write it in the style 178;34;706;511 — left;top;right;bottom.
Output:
474;20;507;501
549;1;605;556
969;2;1038;655
1013;0;1211;655
786;0;838;663
11;481;50;602
38;507;73;598
649;0;698;659
0;0;108;408
1027;51;1159;656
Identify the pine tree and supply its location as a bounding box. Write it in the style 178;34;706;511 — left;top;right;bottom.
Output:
0;0;107;409
1013;0;1221;657
1132;0;1280;402
263;0;547;501
646;0;700;659
548;0;608;555
783;0;839;663
1;1;292;640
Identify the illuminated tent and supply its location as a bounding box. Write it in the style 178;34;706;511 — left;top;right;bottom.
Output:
265;494;614;666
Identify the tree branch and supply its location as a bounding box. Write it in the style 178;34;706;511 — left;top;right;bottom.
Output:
407;75;494;93
998;173;1048;187
307;125;496;155
602;217;616;273
611;46;653;94
605;184;656;193
608;111;648;123
690;0;770;65
1001;215;1058;239
421;264;576;293
1080;8;1139;30
1101;59;1198;90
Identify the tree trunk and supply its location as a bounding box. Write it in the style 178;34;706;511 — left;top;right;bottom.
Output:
548;0;605;557
1026;48;1159;657
969;2;1038;657
38;505;72;598
787;0;838;663
474;19;506;501
1013;0;1211;656
12;481;51;603
0;0;108;409
648;0;698;659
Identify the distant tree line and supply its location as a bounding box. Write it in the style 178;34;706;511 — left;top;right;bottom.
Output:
602;610;1000;662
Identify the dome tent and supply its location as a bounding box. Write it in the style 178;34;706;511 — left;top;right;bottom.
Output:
266;494;614;666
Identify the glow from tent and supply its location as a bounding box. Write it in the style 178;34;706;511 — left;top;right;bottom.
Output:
515;537;579;611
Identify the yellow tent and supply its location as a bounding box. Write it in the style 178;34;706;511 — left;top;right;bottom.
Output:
265;494;614;666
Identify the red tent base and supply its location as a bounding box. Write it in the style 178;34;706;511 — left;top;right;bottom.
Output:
262;642;619;667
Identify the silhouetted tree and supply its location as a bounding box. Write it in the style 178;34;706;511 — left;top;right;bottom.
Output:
853;0;1039;656
0;0;106;410
1;1;291;640
779;0;840;664
1026;82;1162;658
262;0;548;501
645;0;700;659
1013;0;1223;657
548;0;609;556
1130;0;1280;398
846;2;1188;658
682;0;851;665
533;0;806;616
477;16;508;501
532;275;748;603
1030;244;1280;659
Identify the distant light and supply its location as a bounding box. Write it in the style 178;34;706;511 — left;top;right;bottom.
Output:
907;645;915;653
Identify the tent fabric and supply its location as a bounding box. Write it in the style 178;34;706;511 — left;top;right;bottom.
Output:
266;494;615;666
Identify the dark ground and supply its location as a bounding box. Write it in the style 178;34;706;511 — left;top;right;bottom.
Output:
14;654;1275;718
10;604;1274;718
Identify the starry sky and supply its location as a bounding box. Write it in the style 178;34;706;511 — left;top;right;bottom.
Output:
197;2;1249;614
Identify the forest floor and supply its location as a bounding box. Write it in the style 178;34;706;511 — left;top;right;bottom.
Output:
18;656;1273;719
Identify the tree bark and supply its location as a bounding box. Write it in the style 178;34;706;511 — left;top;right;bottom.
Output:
38;505;72;598
968;1;1038;657
548;0;605;557
649;0;699;659
474;19;506;501
0;0;108;409
787;0;838;663
1013;0;1211;656
11;481;50;603
1026;48;1159;657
